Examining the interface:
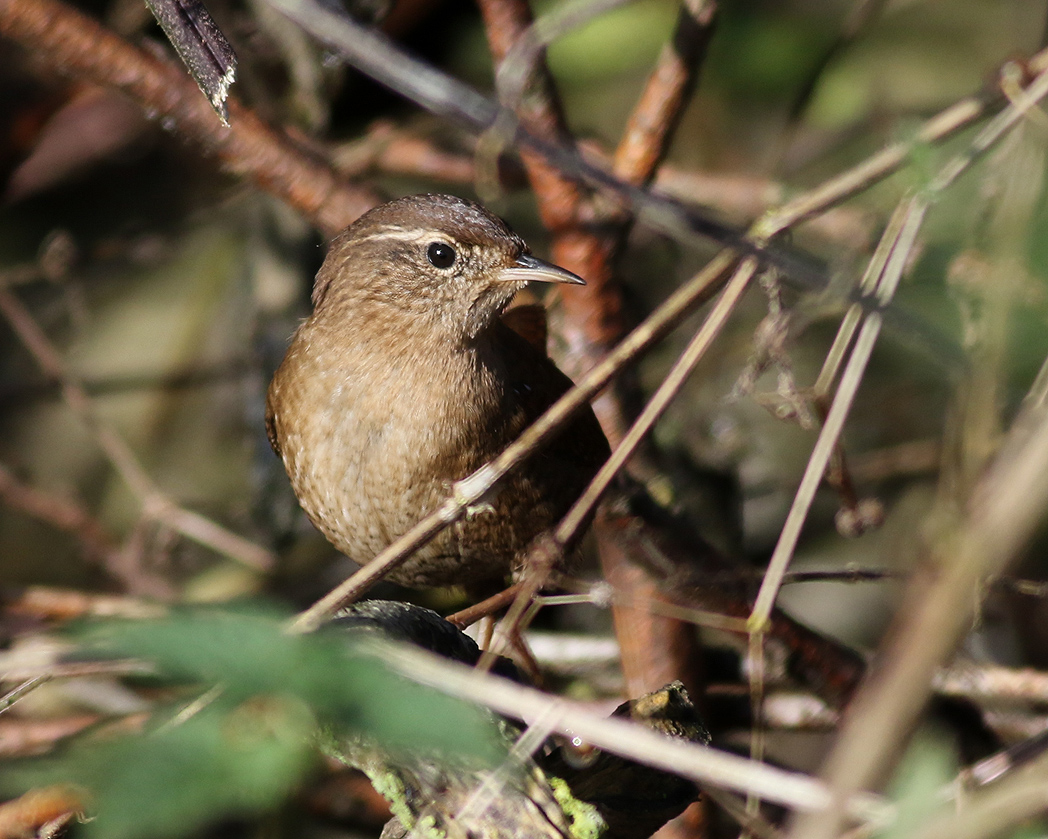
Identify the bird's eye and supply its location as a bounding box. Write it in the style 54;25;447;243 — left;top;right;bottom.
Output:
427;242;457;269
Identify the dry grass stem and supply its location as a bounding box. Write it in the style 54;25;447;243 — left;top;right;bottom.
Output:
554;257;759;548
748;199;920;630
0;677;51;717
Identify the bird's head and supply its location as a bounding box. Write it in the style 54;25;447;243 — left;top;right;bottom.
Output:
312;194;584;340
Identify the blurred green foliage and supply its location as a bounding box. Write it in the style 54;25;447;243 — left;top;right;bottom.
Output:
877;732;958;839
5;607;505;839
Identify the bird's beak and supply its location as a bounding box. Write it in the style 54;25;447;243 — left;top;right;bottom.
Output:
498;253;586;285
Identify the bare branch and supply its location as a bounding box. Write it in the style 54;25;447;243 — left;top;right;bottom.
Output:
0;0;376;235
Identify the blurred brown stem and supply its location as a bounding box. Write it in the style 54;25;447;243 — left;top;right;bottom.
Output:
0;461;117;567
476;0;627;395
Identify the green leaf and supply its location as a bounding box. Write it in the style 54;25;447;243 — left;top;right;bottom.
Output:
79;605;504;761
9;605;507;839
10;701;315;839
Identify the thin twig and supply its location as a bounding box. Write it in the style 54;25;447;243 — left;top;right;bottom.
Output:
0;461;117;566
704;787;785;839
552;576;750;634
934;664;1048;704
287;250;739;632
752;53;1048;241
453;704;560;826
0;661;155;681
337;126;873;246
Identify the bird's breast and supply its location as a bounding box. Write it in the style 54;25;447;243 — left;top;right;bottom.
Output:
269;327;518;566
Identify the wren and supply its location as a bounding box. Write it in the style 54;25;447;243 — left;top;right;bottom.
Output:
266;194;610;588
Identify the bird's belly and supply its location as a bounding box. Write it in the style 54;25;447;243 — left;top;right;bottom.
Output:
284;401;527;586
275;348;599;588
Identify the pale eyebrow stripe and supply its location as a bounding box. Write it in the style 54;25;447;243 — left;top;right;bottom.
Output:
355;227;453;245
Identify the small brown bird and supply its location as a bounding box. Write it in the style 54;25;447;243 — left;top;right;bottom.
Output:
266;194;610;588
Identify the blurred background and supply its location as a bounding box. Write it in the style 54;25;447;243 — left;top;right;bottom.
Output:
3;0;1048;836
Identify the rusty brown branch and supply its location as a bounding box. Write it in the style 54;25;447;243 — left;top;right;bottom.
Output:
600;531;707;701
596;492;867;709
552;0;719;362
599;2;720;753
476;0;627;385
612;0;717;187
0;0;377;236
